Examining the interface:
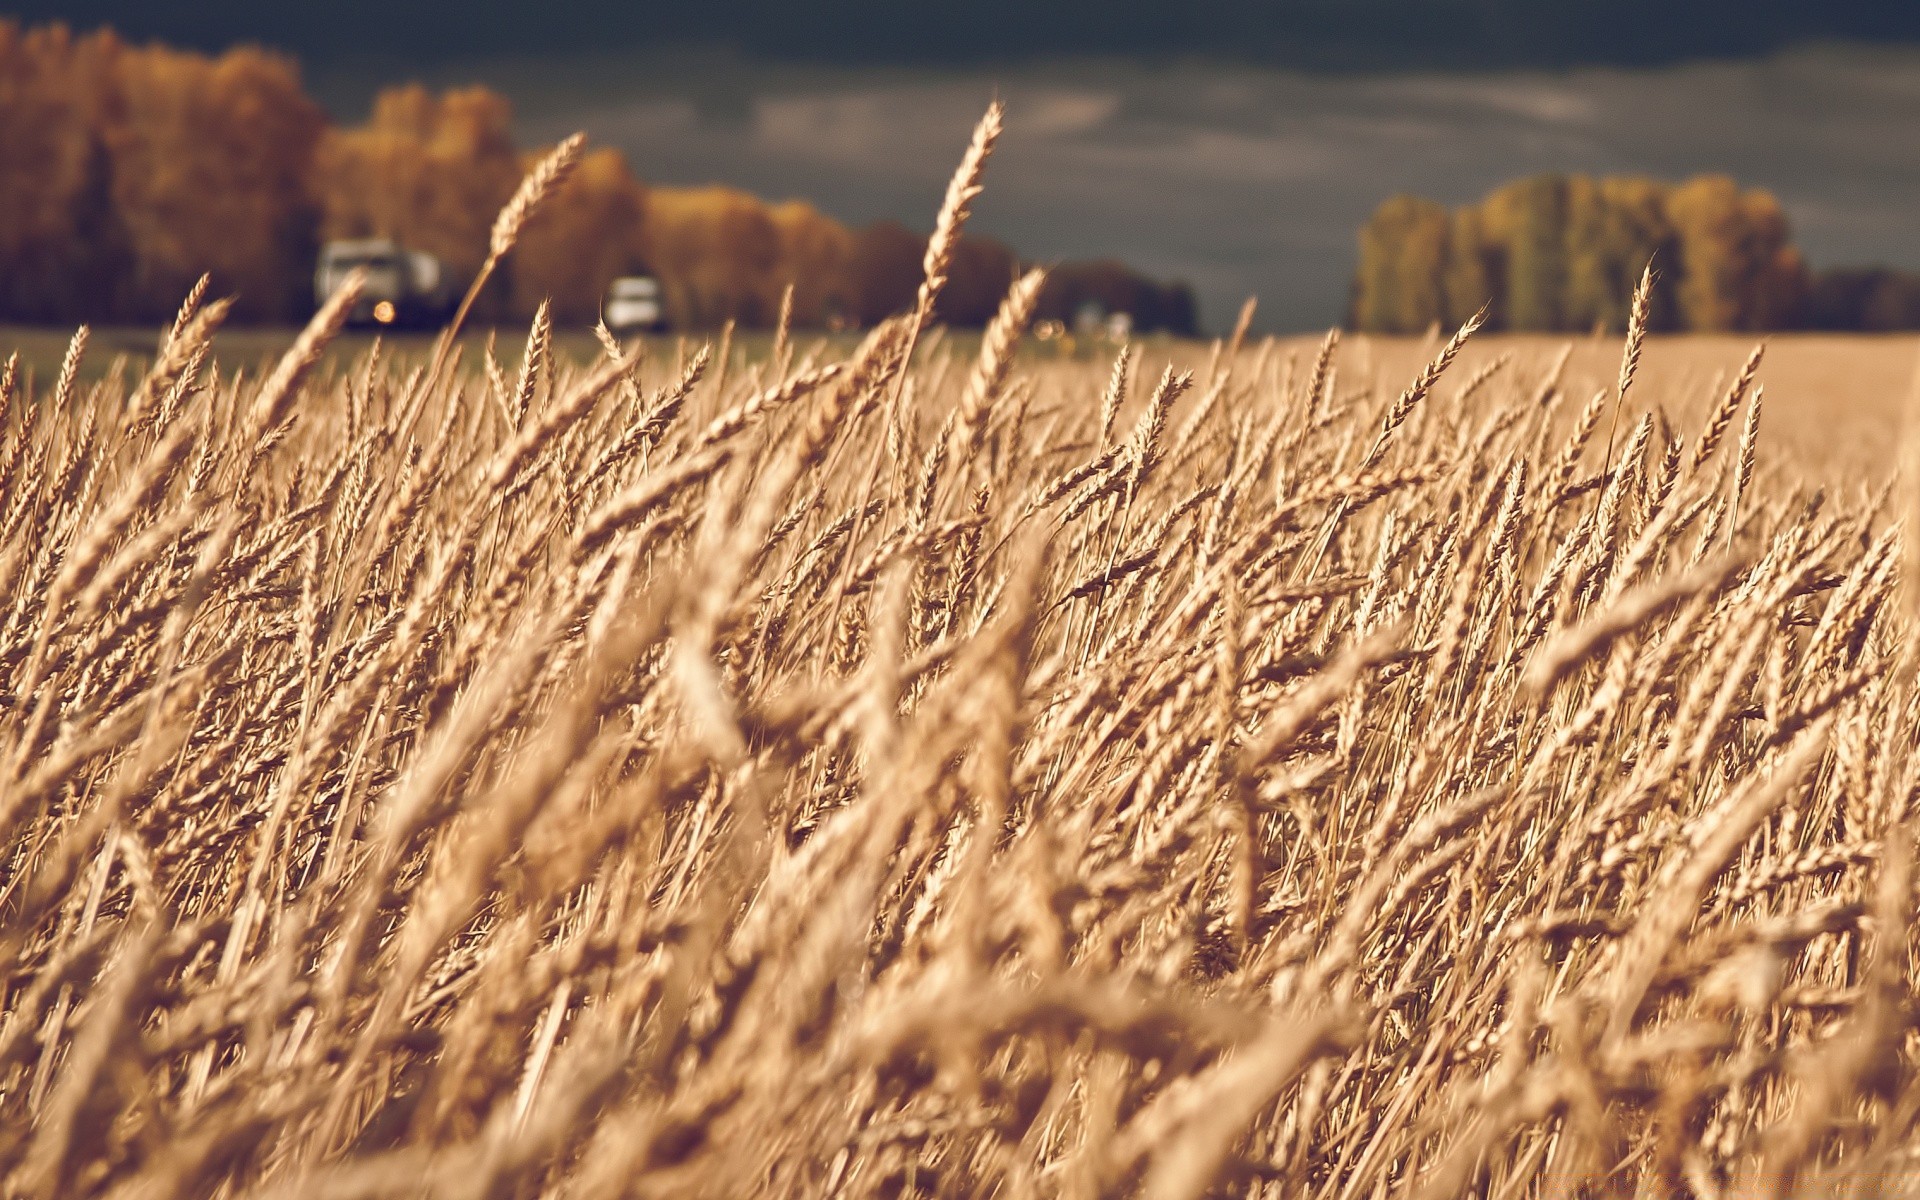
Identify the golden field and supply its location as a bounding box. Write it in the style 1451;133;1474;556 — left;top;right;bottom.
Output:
2;116;1918;1200
1339;332;1920;486
12;327;1915;484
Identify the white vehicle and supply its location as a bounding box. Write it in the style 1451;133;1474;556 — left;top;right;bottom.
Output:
315;239;453;329
604;275;666;335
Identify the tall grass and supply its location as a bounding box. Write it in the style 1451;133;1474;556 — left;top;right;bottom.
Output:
0;113;1916;1200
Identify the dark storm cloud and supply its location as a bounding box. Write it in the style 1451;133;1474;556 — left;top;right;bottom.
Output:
11;0;1920;68
311;45;1920;332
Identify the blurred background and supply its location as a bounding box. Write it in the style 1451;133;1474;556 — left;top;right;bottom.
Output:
5;1;1920;334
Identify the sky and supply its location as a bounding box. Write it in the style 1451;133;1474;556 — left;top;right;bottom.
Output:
13;2;1920;69
12;2;1920;331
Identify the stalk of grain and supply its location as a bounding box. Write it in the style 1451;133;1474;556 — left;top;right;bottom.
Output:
432;132;586;381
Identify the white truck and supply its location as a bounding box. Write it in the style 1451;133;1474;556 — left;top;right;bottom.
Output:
315;239;454;329
603;275;667;335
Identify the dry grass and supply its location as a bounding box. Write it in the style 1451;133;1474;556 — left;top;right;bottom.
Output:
1334;331;1920;488
3;115;1920;1200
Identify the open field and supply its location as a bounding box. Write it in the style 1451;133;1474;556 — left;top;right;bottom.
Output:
1341;332;1920;487
10;325;1914;484
1;281;1918;1197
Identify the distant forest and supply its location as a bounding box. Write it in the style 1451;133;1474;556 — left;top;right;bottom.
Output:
0;21;1197;332
1351;174;1920;335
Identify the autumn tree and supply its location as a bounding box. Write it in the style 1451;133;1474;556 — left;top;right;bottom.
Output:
1482;175;1568;333
642;186;781;328
1664;176;1744;331
103;42;323;321
1734;188;1809;331
0;22;133;322
1353;194;1449;334
0;22;324;322
1353;172;1816;335
0;19;1213;331
769;200;858;328
1441;205;1499;329
851;220;926;327
1665;176;1807;332
313;84;520;316
1560;176;1677;333
509;146;649;325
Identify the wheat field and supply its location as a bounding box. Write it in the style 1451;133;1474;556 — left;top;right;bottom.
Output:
1;112;1917;1200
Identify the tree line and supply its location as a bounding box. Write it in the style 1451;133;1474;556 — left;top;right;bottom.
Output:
1351;173;1920;334
0;20;1198;332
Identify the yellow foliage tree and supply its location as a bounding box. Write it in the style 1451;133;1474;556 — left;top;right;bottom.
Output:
107;42;324;320
642;186;781;329
770;200;858;328
1665;175;1807;332
0;18;1201;331
1561;176;1676;333
1481;175;1568;333
1442;206;1498;329
510;146;649;326
1358;172;1810;334
0;22;127;321
313;84;520;314
1353;194;1449;334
